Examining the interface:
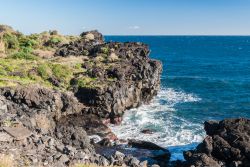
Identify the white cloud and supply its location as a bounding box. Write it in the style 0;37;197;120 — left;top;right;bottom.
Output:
129;25;140;30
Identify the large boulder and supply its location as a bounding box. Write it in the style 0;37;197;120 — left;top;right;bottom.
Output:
183;118;250;167
55;30;104;57
80;30;104;43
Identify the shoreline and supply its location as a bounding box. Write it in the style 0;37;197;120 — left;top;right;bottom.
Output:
0;25;249;167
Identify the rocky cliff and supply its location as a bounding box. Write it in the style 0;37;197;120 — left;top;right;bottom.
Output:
55;32;162;123
1;25;249;167
0;26;164;167
181;118;250;167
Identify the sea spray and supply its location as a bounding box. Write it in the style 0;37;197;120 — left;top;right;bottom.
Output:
109;88;204;160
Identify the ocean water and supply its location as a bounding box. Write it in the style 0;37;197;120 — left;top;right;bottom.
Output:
105;36;250;160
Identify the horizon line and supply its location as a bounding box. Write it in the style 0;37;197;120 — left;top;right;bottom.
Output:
104;34;250;36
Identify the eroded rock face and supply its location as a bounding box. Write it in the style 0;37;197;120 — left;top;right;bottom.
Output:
55;31;162;123
64;46;161;123
55;30;104;57
183;118;250;167
0;86;95;166
0;85;164;167
0;30;164;166
0;85;84;121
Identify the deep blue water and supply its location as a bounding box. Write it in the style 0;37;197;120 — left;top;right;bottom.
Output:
106;36;250;160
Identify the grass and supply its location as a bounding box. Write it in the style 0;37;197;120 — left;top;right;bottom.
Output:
51;64;72;82
0;57;73;89
10;50;38;60
37;63;51;79
100;47;109;54
0;55;99;90
2;33;19;51
0;154;15;167
76;77;98;88
0;24;121;91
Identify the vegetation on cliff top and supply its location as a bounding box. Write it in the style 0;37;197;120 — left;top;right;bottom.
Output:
0;25;119;90
0;24;153;92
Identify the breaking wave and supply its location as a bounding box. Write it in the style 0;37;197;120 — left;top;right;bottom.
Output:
109;88;204;160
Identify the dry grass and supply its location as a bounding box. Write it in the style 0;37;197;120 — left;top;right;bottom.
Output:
0;154;15;167
32;49;55;59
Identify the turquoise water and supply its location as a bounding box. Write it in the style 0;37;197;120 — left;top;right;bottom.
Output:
106;36;250;160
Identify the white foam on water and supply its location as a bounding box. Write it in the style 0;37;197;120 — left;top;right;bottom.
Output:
109;88;205;160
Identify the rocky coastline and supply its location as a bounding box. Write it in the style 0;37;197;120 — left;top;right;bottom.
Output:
0;25;249;167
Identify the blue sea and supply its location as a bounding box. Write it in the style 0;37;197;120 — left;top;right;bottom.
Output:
106;36;250;160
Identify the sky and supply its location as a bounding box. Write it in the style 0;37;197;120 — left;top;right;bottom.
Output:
0;0;250;35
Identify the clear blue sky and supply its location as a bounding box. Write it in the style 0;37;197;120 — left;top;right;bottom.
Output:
1;0;250;35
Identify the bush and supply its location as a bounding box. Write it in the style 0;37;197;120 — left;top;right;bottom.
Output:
75;63;82;70
3;33;19;50
10;51;37;60
51;64;72;81
37;64;51;79
18;36;38;48
49;37;62;44
100;47;109;54
76;77;97;88
0;67;7;75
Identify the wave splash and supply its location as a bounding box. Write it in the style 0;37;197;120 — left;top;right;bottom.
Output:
109;88;204;160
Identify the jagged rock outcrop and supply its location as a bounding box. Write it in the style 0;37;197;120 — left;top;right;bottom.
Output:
0;85;167;167
77;43;162;123
55;31;162;123
183;118;250;167
55;30;104;57
0;29;164;166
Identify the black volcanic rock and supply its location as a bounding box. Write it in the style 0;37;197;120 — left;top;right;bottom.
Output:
0;29;163;166
0;85;150;166
55;30;104;57
128;139;168;152
183;118;250;167
55;31;162;123
80;30;104;43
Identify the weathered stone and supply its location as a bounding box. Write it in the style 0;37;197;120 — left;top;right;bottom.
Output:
151;164;160;167
3;127;32;140
129;157;140;167
97;138;112;147
0;132;13;142
184;118;250;167
98;156;110;166
58;154;69;163
139;160;148;167
128;139;168;151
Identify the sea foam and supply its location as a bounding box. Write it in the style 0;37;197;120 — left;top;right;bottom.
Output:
109;88;204;160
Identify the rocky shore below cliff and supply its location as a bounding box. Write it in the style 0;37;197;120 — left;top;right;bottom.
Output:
0;25;167;166
0;25;249;167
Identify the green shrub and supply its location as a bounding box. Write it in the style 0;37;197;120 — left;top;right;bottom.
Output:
37;64;51;79
51;64;72;81
75;63;82;70
10;51;37;60
3;33;19;50
100;47;109;54
21;46;33;53
49;37;62;44
76;77;97;88
0;67;7;75
18;36;38;48
82;50;89;56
